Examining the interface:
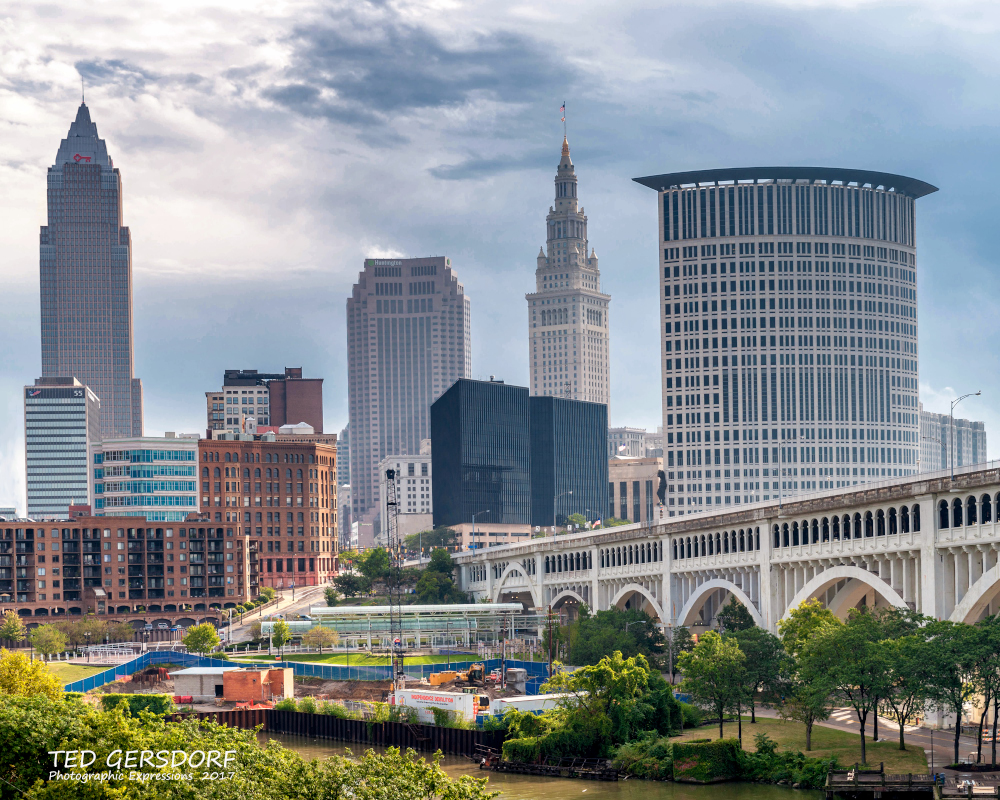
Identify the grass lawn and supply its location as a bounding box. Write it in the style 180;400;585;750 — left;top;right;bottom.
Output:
229;653;482;666
47;663;108;684
674;716;928;774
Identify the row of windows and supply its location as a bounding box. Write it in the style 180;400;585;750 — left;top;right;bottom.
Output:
773;505;921;547
673;528;760;559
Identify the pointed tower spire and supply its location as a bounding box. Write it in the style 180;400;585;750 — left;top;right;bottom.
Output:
562;136;570;157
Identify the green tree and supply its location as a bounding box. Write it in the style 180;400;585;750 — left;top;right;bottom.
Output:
182;623;220;655
247;620;264;644
678;630;746;740
425;547;454;578
543;651;680;752
601;517;631;528
107;621;136;643
924;619;981;765
29;626;68;658
0;612;26;644
716;597;757;633
730;626;787;723
258;585;277;602
334;572;369;597
777;599;841;751
565;513;588;530
0;649;62;700
879;634;932;751
809;608;890;765
358;548;391;588
302;626;339;653
568;607;666;668
323;585;340;606
667;626;695;683
404;527;458;552
271;620;293;656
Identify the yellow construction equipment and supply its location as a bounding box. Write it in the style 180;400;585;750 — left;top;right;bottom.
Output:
429;670;458;686
455;663;486;686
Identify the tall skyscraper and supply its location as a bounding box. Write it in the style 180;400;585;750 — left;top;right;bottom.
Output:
40;102;142;438
527;138;610;406
346;257;471;531
24;377;101;519
634;167;937;514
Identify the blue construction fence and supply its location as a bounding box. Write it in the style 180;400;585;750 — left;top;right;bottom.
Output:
65;651;554;695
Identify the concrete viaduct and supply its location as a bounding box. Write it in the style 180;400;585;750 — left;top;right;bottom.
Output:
454;464;1000;632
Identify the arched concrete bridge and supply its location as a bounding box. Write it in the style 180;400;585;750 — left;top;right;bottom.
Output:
455;465;1000;632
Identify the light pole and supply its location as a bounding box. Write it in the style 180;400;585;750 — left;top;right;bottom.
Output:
85;632;91;662
554;491;573;532
472;510;490;551
950;391;981;480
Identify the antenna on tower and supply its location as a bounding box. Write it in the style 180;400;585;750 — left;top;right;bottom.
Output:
81;77;85;103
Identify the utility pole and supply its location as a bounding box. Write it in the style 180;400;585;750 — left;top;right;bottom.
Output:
547;605;553;679
385;468;405;691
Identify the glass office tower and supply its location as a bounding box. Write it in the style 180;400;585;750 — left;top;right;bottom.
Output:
633;167;937;514
40;102;143;438
431;378;608;527
24;377;101;519
529;395;608;527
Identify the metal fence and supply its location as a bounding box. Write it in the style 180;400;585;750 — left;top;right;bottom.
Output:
64;650;554;694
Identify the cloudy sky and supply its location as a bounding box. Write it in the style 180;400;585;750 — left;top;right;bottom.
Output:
1;0;999;510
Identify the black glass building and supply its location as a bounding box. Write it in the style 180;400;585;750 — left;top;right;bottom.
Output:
529;396;608;526
432;378;608;528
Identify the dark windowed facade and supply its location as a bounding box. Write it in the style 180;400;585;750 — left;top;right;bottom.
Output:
432;379;608;528
40;103;142;439
529;396;608;526
432;379;530;526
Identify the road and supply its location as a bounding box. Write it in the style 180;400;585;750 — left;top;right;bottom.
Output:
225;585;328;643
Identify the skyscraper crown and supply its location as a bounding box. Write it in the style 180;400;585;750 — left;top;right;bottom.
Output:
53;102;112;168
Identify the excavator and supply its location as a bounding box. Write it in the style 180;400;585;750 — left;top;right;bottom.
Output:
428;663;486;687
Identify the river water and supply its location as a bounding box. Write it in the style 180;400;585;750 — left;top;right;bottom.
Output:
262;733;820;800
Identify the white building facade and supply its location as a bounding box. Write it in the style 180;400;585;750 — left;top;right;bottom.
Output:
634;167;937;516
919;402;987;473
527;138;610;407
377;452;433;545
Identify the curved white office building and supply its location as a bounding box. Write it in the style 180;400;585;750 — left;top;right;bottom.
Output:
633;167;937;514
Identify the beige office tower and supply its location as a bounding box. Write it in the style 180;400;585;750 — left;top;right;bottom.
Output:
527;138;610;408
346;257;471;533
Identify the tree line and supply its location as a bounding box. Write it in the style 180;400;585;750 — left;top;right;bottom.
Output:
678;597;1000;766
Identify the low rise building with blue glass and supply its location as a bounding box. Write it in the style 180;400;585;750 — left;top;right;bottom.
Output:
91;434;200;522
24;376;101;519
432;378;607;542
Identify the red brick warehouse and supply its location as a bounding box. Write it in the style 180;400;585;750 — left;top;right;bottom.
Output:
198;433;338;590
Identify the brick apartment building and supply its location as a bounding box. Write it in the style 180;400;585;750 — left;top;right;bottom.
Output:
198;433;338;590
0;511;256;627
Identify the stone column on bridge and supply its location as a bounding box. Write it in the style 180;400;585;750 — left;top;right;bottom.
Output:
590;546;599;614
919;494;940;620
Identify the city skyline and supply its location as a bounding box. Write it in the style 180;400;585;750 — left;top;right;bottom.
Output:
2;1;999;510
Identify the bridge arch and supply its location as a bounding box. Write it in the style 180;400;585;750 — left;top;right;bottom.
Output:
550;589;587;615
950;564;1000;623
677;579;764;629
780;565;907;622
608;583;667;625
491;560;541;609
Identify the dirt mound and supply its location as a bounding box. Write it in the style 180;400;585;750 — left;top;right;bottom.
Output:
298;680;392;701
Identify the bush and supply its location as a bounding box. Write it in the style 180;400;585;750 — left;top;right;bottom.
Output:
502;737;541;763
319;701;356;719
737;733;839;789
274;698;296;711
99;694;173;716
612;735;673;779
679;701;703;729
297;696;317;714
672;739;741;783
430;707;472;729
64;692;84;702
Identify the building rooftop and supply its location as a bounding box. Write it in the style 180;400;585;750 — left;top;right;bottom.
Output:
168;667;239;676
633;166;938;199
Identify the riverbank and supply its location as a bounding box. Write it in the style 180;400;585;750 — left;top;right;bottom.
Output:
264;733;822;800
673;717;928;775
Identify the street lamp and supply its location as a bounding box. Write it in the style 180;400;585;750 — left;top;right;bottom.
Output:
472;510;490;550
554;491;573;532
85;632;91;662
950;392;981;480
